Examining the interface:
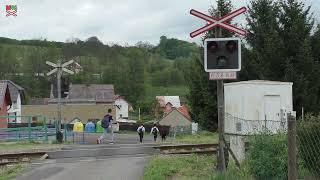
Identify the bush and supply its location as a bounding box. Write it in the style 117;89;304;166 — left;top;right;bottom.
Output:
297;114;320;176
247;132;288;180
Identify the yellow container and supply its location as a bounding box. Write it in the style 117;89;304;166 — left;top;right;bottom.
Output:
73;121;84;132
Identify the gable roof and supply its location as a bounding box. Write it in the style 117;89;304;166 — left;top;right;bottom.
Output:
177;105;191;120
156;96;181;108
48;84;115;104
0;80;25;103
68;84;115;103
0;82;12;107
163;105;192;121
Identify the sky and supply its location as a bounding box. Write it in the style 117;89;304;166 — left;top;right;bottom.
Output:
0;0;319;46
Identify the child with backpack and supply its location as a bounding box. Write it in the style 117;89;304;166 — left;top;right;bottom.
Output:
137;123;145;143
97;109;114;144
150;123;159;142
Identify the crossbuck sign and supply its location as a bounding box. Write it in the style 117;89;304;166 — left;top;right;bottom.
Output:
46;59;75;132
190;7;247;37
46;60;75;76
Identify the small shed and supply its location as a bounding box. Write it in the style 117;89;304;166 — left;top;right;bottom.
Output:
224;80;293;162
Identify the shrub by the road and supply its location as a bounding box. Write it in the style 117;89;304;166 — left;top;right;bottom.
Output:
297;114;320;177
247;132;288;179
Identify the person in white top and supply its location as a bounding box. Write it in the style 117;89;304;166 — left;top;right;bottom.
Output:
137;124;145;143
150;123;159;142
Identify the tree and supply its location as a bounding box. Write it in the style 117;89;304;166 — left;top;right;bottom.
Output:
246;0;284;80
279;0;315;115
187;54;217;130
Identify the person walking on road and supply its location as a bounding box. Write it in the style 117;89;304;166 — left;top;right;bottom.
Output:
97;109;114;144
150;123;159;142
137;124;145;143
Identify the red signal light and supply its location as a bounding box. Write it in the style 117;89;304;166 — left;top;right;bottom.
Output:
226;40;237;53
207;41;219;53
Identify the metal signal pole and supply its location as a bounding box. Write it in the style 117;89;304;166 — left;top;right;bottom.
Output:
46;59;75;132
215;12;226;172
57;60;62;131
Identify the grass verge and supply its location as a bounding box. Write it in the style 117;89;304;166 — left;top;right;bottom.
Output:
173;131;218;144
144;155;252;180
0;141;63;154
144;154;216;180
0;164;26;180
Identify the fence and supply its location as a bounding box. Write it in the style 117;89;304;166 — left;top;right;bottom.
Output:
0;115;54;142
168;123;200;138
296;116;320;179
225;113;320;179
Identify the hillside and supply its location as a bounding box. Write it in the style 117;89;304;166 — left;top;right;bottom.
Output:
0;36;200;116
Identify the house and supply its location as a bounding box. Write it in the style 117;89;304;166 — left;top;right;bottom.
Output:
22;84;116;123
114;95;130;121
0;80;25;123
155;96;181;118
158;105;192;127
0;82;12;128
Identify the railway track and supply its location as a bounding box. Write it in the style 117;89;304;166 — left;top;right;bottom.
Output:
0;152;47;166
155;143;218;155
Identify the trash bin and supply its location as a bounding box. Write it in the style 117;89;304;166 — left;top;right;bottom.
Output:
96;121;104;133
73;121;84;132
85;121;96;133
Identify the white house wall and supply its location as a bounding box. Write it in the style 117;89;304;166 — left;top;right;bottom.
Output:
7;94;22;123
115;99;128;120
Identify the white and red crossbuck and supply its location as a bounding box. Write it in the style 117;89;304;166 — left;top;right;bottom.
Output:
190;7;247;37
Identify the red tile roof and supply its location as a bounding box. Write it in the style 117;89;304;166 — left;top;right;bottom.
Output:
177;105;191;121
163;105;192;121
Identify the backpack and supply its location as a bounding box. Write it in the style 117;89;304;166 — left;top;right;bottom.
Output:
152;128;157;135
101;115;110;128
138;127;143;134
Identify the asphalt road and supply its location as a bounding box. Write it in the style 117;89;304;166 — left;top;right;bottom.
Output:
16;133;169;180
17;155;150;180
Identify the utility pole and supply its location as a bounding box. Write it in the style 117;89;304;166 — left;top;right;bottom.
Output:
139;108;141;121
288;113;297;180
57;59;62;131
215;11;226;172
47;59;75;132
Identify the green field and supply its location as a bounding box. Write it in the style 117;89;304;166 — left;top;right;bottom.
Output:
145;85;189;100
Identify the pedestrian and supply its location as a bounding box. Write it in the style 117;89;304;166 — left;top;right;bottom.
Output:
159;126;169;142
97;109;114;144
150;123;159;142
137;123;145;143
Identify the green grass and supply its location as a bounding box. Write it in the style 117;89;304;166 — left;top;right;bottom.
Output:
0;164;26;180
145;85;189;99
144;155;252;180
173;131;218;144
144;154;216;180
0;141;63;154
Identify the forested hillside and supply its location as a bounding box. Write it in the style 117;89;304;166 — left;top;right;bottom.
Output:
0;36;199;116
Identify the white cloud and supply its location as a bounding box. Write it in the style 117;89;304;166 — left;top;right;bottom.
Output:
0;0;318;46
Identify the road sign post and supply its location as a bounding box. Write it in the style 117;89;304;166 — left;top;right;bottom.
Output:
46;59;75;136
189;6;246;172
